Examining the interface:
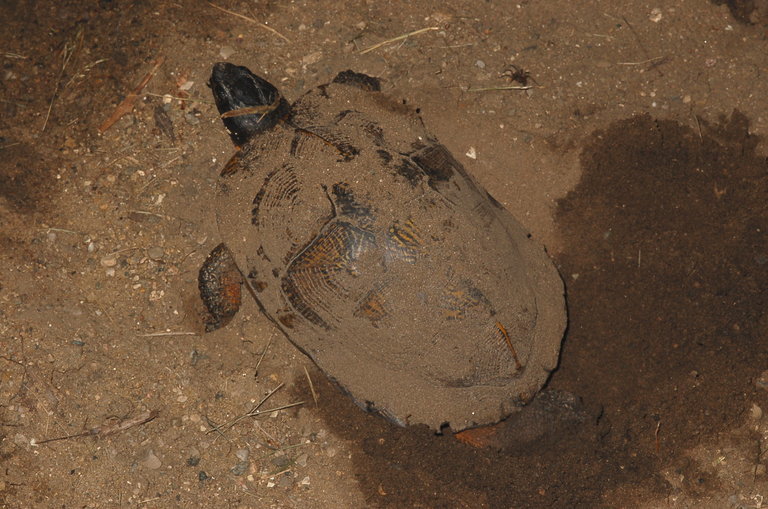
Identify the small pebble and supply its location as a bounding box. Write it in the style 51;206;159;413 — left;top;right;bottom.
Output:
300;476;310;486
235;449;249;462
184;111;200;125
231;460;249;476
219;46;235;59
186;456;200;467
277;473;293;487
198;471;209;481
296;453;308;467
101;254;117;267
475;59;485;69
465;147;477;160
140;450;162;470
301;51;322;66
271;455;291;469
756;370;768;391
147;246;165;261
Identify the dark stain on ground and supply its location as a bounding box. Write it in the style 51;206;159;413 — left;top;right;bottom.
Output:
0;143;52;214
554;111;768;468
711;0;768;24
306;111;768;507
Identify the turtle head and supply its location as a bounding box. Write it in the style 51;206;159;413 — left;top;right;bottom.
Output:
209;62;290;146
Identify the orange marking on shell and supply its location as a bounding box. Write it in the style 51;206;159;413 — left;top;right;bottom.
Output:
213;269;242;317
220;152;244;177
496;321;523;371
354;289;389;323
454;425;499;448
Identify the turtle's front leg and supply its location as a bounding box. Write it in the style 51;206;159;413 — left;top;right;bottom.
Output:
199;243;243;332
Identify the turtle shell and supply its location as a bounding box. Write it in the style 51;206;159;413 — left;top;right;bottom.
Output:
212;69;566;431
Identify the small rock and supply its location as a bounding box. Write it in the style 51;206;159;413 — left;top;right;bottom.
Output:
198;470;209;481
100;254;117;267
140;450;162;470
219;46;235;59
186;456;200;467
296;453;308;467
271;455;291;469
184;111;201;126
277;473;293;487
465;147;477;160
231;460;249;476
147;246;165;261
301;51;322;66
235;448;249;462
475;59;485;69
756;370;768;391
325;446;337;458
300;476;310;486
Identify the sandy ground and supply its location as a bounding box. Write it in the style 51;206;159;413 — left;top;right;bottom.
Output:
1;0;768;507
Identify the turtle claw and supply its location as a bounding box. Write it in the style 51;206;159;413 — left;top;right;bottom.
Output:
199;243;243;332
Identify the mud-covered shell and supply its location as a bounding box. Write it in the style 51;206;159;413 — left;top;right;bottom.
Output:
214;75;566;431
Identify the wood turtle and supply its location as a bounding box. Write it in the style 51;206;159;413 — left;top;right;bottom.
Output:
199;62;566;432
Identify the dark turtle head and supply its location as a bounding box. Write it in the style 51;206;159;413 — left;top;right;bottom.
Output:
209;62;290;146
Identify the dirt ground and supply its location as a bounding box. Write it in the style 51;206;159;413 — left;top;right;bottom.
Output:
2;0;768;507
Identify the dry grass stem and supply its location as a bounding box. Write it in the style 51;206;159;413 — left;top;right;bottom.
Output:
42;29;83;132
143;92;215;105
467;85;534;92
254;337;273;377
206;382;305;435
98;55;165;134
208;2;291;43
42;227;81;235
359;26;439;54
34;410;159;445
303;366;318;406
138;332;198;337
617;56;666;66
